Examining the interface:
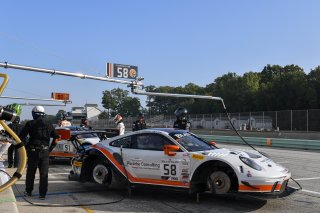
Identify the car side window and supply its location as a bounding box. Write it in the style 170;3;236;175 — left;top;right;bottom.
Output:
110;136;131;148
132;133;173;151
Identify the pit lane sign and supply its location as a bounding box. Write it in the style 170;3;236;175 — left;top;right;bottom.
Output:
106;63;138;79
51;92;70;101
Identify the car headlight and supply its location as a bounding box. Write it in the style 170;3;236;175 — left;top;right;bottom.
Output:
239;156;262;171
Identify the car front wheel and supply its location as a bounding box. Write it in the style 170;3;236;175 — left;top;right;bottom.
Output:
207;171;231;194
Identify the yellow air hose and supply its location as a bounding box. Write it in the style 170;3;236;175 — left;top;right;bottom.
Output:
0;73;27;192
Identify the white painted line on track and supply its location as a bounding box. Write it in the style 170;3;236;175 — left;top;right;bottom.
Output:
14;180;70;184
302;189;320;196
18;173;69;179
292;186;320;196
294;177;320;181
48;180;69;183
49;173;70;175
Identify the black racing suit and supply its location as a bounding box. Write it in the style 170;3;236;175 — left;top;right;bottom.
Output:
7;122;23;167
173;119;191;131
19;117;59;197
132;119;147;131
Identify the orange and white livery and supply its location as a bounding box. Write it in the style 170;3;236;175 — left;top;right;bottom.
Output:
69;128;292;197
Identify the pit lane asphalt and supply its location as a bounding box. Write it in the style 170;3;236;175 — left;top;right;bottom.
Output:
11;144;320;213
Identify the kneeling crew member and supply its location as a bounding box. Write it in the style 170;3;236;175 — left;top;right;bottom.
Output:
19;106;59;200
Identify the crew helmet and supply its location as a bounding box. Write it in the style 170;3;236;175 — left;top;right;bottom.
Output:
32;106;45;119
114;114;123;123
174;107;188;120
6;103;22;116
62;112;70;120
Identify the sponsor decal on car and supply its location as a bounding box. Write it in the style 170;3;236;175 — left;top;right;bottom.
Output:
73;161;83;167
160;159;180;180
126;161;161;170
172;133;190;139
207;152;227;158
181;168;189;173
192;154;204;160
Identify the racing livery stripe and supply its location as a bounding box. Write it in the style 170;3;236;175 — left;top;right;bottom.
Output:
92;145;189;188
239;183;282;192
49;151;77;157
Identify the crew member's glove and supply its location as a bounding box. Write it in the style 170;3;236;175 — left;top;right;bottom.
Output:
49;139;58;152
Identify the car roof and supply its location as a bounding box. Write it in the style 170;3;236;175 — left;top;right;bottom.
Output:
99;128;191;142
56;126;86;131
134;128;189;135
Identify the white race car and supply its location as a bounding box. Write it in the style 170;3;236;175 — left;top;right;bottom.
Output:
50;127;102;160
67;128;292;197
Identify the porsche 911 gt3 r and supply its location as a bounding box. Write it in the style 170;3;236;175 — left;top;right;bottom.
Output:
68;128;291;196
50;129;101;160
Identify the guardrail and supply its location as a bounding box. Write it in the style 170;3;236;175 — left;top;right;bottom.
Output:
199;134;320;150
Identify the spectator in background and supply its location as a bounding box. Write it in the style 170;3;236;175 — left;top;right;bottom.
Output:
59;113;72;127
173;107;191;131
132;113;147;131
114;114;125;135
80;118;92;129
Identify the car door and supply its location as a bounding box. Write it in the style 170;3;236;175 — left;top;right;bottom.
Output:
123;133;191;185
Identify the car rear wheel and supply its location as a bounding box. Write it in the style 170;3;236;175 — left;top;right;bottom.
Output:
207;171;231;194
92;160;111;185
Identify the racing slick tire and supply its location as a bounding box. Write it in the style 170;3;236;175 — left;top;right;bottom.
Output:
92;160;112;185
207;171;231;194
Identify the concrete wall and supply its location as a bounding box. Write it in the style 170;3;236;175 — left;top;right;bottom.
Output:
193;129;320;140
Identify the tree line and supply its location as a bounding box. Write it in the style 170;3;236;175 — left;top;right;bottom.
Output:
100;64;320;117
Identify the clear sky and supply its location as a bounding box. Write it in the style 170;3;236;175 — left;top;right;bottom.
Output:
1;0;320;120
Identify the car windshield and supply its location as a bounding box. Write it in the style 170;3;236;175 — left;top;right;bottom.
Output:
169;132;214;152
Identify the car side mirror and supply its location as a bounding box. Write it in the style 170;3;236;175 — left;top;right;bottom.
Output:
57;129;71;140
209;141;217;146
163;145;180;156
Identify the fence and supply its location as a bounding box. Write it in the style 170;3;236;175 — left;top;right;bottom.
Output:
89;109;320;132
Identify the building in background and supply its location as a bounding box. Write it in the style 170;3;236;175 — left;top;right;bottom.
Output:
70;104;102;124
85;104;102;122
